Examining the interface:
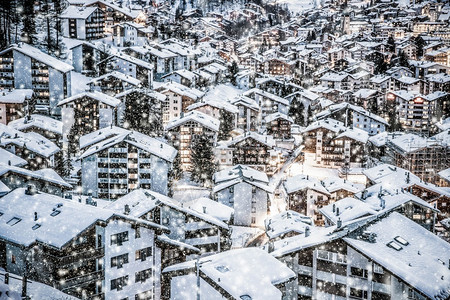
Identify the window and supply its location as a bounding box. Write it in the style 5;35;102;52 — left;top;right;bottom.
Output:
111;231;129;246
111;276;128;291
135;247;152;261
7;217;21;226
251;207;256;213
111;253;129;268
11;254;16;264
387;241;403;251
252;186;256;194
351;267;368;278
394;236;409;246
251;217;256;224
135;290;152;300
135;226;141;239
229;186;234;194
135;268;152;283
350;288;368;299
32;224;41;230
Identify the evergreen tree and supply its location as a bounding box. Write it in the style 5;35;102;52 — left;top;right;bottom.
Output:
306;104;313;125
228;61;239;85
397;50;410;68
168;151;182;197
289;97;305;126
414;35;425;58
190;135;216;187
67;123;79;157
122;91;163;137
387;35;395;52
54;150;73;178
387;104;402;132
21;0;37;44
218;109;234;141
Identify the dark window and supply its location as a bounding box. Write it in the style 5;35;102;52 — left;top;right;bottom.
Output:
135;247;152;261
135;268;152;283
111;253;129;268
111;231;129;246
350;288;368;299
351;267;368;278
111;275;128;291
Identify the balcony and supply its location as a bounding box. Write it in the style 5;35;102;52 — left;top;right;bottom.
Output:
57;247;105;267
58;270;104;291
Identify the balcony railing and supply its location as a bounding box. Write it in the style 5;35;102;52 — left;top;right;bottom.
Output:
57;247;105;267
58;270;104;290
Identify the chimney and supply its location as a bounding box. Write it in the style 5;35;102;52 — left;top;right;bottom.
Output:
7;160;11;166
305;226;310;237
336;207;340;216
332;203;336;213
203;206;207;213
25;184;37;196
34;212;38;221
124;204;131;215
337;218;342;228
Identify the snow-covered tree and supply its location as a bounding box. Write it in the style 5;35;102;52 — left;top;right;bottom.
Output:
228;61;239;85
21;0;37;45
54;150;73;178
190;135;216;187
218;109;234;141
289;97;305;126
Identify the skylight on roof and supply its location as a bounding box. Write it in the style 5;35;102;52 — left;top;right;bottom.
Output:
394;236;409;246
32;224;41;230
216;265;230;273
7;217;21;226
50;210;61;217
387;241;403;251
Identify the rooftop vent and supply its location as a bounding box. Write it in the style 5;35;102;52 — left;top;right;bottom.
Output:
25;184;37;196
124;204;131;215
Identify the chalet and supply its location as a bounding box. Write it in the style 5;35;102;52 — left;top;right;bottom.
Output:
243;88;289;124
9;114;62;146
60;6;105;40
265;112;293;140
0;89;33;125
0;124;59;170
265;210;314;242
85;0;141;33
112;21;152;47
226;132;281;175
99;53;153;87
0;43;73;116
68;41;109;75
0;166;71;196
166;111;219;171
79;129;176;199
58;91;121;148
321;176;361;201
147;46;177;80
187;99;238;131
88;71;141;96
160;40;202;71
162;69;198;88
213;165;273;227
302;119;369;169
282;174;331;226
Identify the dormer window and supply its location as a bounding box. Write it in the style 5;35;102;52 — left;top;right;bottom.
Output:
50;210;61;217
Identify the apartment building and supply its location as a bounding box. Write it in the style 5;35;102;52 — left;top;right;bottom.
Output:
155;81;204;126
230;95;260;132
165;110;219;171
58;91;121;143
243;88;289;124
60;6;105;40
265;112;293;140
88;71;141;96
271;212;450;300
80;129;176;199
0;187;177;300
0;43;73;115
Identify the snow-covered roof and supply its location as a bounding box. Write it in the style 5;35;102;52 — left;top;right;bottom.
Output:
79;126;129;149
203;83;244;103
0;164;71;188
283;174;330;195
320;72;349;82
114;52;153;70
0;188;166;249
230;95;259;111
106;189;229;229
79;130;177;162
388;133;442;153
115;87;166;102
185;197;234;223
0;43;73;73
163;69;197;81
335;127;369;143
187;99;239;114
60;5;98;19
0;89;33;104
265;112;294;123
244;88;289;106
320;197;377;225
163;248;296;300
0;148;27;167
321;177;361;194
165;110;220;132
9;114;62;136
353;88;378;99
344;212;450;300
265;210;314;240
84;0;140;18
438;168;450;183
302;118;346;134
88;71;141;86
58;91;121;107
0;124;59;158
227;131;275;148
316;102;388;125
213;164;273;193
156;81;204;100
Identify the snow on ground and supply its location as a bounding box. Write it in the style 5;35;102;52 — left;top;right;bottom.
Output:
172;174;211;204
230;226;264;249
278;0;317;14
71;72;91;95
